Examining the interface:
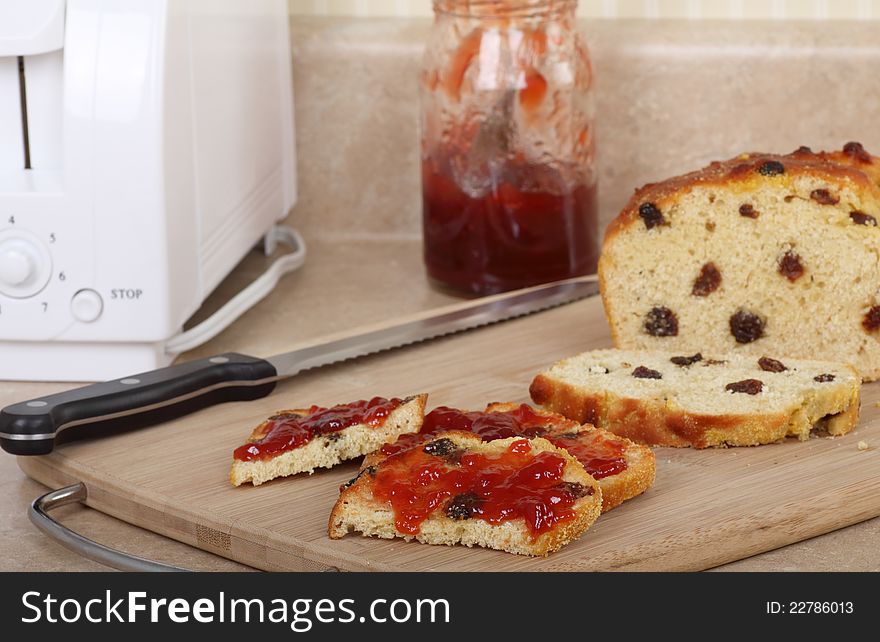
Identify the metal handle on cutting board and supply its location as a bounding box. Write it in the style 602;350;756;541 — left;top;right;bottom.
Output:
29;483;189;572
29;483;342;572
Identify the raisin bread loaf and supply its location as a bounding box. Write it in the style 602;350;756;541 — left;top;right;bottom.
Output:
329;432;602;556
530;349;860;448
599;143;880;380
364;402;655;512
230;395;426;486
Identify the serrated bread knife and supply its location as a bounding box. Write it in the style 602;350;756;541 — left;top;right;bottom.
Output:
0;276;598;456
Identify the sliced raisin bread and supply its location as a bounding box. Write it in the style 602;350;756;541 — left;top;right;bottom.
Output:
530;349;860;448
599;143;880;380
230;395;427;486
363;402;655;512
329;432;602;556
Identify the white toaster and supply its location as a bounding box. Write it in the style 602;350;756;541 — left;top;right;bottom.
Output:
0;0;299;382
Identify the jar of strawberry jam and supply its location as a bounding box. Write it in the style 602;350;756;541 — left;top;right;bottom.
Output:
421;0;597;296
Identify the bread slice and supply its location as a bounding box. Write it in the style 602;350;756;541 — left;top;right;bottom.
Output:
329;432;602;556
485;403;654;511
599;143;880;380
362;403;653;512
230;394;427;486
530;349;861;448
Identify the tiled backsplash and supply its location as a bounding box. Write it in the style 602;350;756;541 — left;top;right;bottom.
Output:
286;17;880;241
289;0;880;20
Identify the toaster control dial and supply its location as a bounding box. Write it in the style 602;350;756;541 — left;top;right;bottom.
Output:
0;231;53;298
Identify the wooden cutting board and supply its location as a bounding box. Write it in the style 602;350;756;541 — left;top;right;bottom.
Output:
17;296;880;571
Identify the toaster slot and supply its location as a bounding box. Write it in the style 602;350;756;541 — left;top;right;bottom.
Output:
19;51;63;170
17;56;31;169
0;51;62;173
0;56;25;171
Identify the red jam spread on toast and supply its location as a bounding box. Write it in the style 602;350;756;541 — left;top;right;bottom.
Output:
372;438;586;539
381;404;627;479
424;404;553;440
545;432;627;480
233;397;403;462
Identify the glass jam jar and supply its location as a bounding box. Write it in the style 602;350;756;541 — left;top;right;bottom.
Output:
420;0;597;296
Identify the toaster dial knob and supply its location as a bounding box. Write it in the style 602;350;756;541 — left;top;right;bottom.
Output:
0;247;32;286
0;232;53;298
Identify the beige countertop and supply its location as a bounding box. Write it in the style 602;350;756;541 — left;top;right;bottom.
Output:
2;238;880;572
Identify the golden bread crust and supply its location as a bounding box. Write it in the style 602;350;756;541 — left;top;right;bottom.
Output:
603;145;880;245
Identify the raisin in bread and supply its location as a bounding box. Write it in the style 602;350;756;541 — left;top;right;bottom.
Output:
230;394;427;486
599;143;880;380
363;402;654;512
329;432;602;556
530;349;860;448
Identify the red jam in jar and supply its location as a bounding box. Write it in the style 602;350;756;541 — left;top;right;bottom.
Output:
372;438;589;539
422;161;599;295
233;397;403;462
380;404;627;480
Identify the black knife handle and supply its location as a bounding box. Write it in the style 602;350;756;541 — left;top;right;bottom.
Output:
0;353;277;456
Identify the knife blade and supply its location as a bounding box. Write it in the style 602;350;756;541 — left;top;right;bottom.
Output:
0;275;598;455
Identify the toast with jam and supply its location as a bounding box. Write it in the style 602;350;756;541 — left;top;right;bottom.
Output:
230;394;427;486
328;432;603;556
363;402;655;512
